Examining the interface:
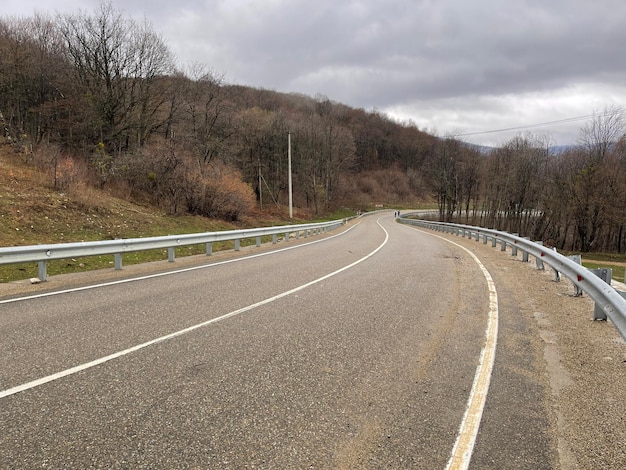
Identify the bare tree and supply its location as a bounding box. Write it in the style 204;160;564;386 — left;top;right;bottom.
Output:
177;64;235;170
58;1;174;152
579;105;625;159
430;136;460;221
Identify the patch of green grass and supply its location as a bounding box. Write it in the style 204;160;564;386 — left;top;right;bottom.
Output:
581;261;625;282
580;252;626;263
0;228;289;282
1;233;280;281
314;208;357;221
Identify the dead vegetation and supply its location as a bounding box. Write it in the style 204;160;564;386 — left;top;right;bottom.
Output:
0;144;308;282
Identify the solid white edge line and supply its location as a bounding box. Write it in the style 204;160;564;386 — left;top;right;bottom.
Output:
400;224;498;470
0;219;388;399
0;221;361;305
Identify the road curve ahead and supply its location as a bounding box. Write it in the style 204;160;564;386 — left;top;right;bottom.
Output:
2;213;523;468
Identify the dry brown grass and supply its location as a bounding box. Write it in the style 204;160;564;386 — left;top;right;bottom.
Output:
0;143;305;282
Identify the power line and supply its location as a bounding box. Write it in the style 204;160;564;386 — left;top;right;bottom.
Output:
454;113;606;137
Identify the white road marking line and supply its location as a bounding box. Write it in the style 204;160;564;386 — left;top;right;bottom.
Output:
0;222;360;305
400;224;498;470
0;220;388;399
445;245;498;470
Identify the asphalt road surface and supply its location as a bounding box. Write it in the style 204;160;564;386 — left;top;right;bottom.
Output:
1;213;624;468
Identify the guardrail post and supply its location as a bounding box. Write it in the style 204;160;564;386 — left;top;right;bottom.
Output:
285;232;290;241
234;239;241;251
535;241;545;270
38;261;47;282
272;234;278;244
168;247;175;262
568;255;583;296
590;268;612;320
511;234;519;256
483;234;489;244
256;236;261;247
521;238;530;262
205;242;212;256
114;253;123;270
552;248;561;281
491;236;497;247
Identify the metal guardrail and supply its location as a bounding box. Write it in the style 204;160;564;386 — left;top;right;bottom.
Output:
399;216;626;342
0;219;347;282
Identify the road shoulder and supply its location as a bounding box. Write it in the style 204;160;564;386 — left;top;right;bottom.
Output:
436;232;626;469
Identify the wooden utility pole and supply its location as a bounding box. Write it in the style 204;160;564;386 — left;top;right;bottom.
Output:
288;132;293;218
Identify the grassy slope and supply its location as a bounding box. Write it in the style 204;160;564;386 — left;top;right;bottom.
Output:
0;145;313;282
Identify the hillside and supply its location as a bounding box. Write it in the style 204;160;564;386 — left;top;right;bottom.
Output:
0;144;316;282
4;9;626;254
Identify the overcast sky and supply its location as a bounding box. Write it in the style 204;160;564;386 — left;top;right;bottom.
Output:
4;0;625;147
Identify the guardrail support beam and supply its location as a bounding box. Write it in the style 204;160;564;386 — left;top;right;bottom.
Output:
511;233;519;256
38;261;47;282
114;253;122;270
521;238;531;262
568;255;583;296
590;268;612;321
535;242;545;270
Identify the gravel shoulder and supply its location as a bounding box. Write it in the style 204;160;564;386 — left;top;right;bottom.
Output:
439;232;626;469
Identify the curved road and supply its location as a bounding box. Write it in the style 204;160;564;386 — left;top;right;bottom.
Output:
1;214;559;468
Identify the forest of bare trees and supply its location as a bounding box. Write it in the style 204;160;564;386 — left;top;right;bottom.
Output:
2;3;626;252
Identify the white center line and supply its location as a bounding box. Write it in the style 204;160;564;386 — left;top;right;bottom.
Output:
0;219;388;399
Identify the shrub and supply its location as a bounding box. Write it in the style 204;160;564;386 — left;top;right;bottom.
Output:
189;162;255;221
